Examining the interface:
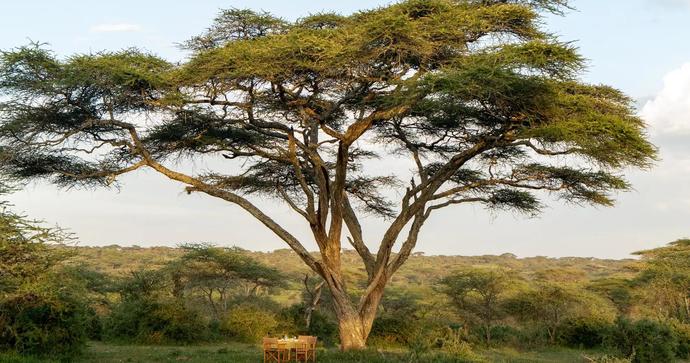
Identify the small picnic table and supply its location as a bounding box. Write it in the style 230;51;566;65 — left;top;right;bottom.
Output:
277;338;301;350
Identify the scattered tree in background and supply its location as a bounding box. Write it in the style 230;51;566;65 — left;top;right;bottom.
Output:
588;278;635;316
634;239;690;323
507;283;588;344
168;244;284;318
439;268;513;344
0;0;656;349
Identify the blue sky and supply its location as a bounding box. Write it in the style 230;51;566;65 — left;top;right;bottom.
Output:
2;1;690;258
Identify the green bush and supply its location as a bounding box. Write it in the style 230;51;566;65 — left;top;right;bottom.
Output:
606;318;677;363
370;314;418;347
560;317;612;348
0;291;87;357
83;306;103;341
486;325;526;346
280;304;337;346
671;321;690;359
0;351;58;363
104;298;209;344
304;309;338;346
154;301;209;343
371;315;447;354
221;304;278;343
483;324;548;350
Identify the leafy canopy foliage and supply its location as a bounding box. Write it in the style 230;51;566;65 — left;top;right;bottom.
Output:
0;186;88;357
439;268;514;343
173;243;285;292
634;239;690;323
0;186;72;293
505;283;612;344
0;1;654;215
167;244;285;318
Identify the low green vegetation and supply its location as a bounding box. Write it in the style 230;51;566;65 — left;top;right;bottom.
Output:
0;342;636;363
1;177;688;362
1;194;688;362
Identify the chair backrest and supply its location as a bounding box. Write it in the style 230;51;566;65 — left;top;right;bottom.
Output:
263;337;278;349
298;335;317;349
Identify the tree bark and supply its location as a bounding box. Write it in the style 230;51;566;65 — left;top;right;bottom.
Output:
325;272;385;350
337;311;368;350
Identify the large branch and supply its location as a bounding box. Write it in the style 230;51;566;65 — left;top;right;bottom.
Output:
326;143;348;246
386;208;429;276
376;142;491;264
511;140;584;156
61;160;147;185
126;121;324;275
342;194;375;277
287;131;317;224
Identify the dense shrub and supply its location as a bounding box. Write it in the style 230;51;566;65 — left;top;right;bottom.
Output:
484;325;526;346
370;314;419;347
371;315;448;354
606;318;677;363
0;190;87;359
305;309;338;346
369;290;450;350
104;298;209;344
280;304;338;346
671;321;690;359
478;324;549;350
83;306;103;341
560;317;612;348
155;301;210;343
0;290;87;357
221;304;278;343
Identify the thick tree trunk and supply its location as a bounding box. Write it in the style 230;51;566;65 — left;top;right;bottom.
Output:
337;312;369;350
328;286;371;350
326;274;385;350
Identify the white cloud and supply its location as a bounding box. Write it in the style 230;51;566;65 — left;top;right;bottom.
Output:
641;63;690;135
90;23;142;33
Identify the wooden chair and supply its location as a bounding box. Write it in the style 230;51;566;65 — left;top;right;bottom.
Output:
307;336;317;362
263;337;284;363
294;337;309;362
295;336;317;362
278;340;291;362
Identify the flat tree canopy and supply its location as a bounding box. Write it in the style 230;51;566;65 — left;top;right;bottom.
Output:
0;0;655;349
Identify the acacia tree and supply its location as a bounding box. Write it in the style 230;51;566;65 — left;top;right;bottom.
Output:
506;283;584;344
440;268;513;344
168;244;284;318
634;239;690;323
0;0;655;349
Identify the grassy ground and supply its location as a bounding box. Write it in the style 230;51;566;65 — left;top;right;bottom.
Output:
0;342;623;363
